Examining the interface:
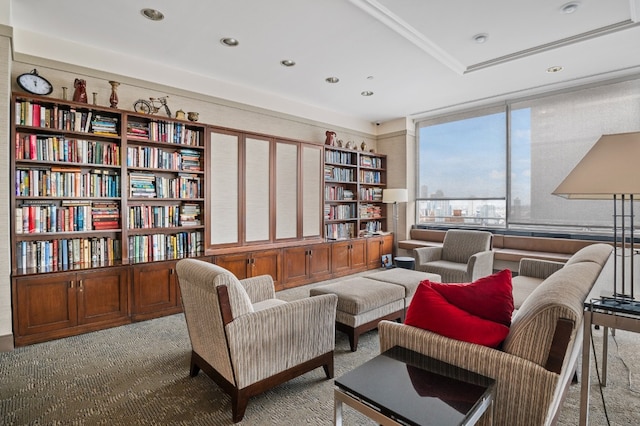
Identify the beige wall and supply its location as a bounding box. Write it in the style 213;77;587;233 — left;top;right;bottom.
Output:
2;40;416;350
0;28;12;351
377;127;416;253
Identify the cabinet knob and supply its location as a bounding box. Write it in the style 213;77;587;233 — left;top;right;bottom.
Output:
69;281;75;289
78;280;84;291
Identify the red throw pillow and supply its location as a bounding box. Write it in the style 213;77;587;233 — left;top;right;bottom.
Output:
430;269;514;326
405;281;509;348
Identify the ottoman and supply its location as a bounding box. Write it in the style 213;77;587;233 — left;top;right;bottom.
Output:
366;268;441;309
310;277;405;351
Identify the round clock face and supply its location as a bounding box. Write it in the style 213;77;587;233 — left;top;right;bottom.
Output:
17;69;53;95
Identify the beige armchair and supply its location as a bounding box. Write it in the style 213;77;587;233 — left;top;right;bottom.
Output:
176;259;338;423
413;229;494;282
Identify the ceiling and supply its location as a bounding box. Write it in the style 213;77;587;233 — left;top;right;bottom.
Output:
9;0;640;131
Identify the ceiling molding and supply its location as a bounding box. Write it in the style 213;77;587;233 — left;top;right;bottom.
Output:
348;0;467;74
466;20;640;73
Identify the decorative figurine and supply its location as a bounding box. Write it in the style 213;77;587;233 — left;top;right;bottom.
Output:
92;92;98;105
175;109;186;120
361;141;368;151
73;78;88;103
325;131;337;146
187;111;199;122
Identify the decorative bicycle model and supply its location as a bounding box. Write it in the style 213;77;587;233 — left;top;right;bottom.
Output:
133;96;171;117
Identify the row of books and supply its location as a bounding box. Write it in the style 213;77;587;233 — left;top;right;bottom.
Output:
128;231;203;262
360;170;382;184
325;150;355;165
126;146;202;171
15;200;120;234
15;237;121;271
324;165;356;182
360;155;383;168
128;173;202;199
324;204;357;221
362;220;384;233
325;223;355;240
16;167;120;198
359;203;383;219
15;133;120;165
127;120;202;146
325;185;354;201
360;187;383;201
15;101;121;135
128;204;182;229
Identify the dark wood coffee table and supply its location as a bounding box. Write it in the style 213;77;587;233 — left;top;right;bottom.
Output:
334;346;495;426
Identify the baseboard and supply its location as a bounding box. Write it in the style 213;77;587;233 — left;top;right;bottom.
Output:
0;333;14;352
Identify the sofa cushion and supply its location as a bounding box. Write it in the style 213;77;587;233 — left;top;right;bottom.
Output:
405;280;509;348
430;269;514;326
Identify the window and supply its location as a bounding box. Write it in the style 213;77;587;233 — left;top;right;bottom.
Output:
416;76;640;234
417;107;506;227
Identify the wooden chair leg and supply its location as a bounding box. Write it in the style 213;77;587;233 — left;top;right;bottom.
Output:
190;355;201;377
232;389;249;423
323;356;334;379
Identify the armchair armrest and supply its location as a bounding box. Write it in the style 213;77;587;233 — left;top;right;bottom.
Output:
519;258;565;280
226;294;338;388
413;247;443;271
240;275;276;303
467;250;495;281
378;321;559;426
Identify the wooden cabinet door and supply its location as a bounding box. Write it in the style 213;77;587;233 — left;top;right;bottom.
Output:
331;241;352;275
14;273;77;338
132;261;180;319
350;239;368;272
77;267;129;325
283;246;311;288
366;235;393;269
250;249;282;290
367;236;384;268
308;243;332;281
215;253;250;279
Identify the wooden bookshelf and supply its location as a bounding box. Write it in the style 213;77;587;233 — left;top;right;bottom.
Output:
323;146;387;239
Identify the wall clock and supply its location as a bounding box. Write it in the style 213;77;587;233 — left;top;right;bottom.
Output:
17;69;53;95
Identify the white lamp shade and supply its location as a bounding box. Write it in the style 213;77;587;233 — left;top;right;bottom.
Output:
382;188;408;203
553;132;640;199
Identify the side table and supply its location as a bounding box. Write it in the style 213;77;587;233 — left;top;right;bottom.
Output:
580;297;640;425
335;346;494;426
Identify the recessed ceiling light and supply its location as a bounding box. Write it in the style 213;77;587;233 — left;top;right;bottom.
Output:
361;91;374;97
366;76;374;80
561;2;580;14
547;65;564;73
141;8;164;21
280;59;296;67
220;38;239;47
473;33;488;44
325;77;339;83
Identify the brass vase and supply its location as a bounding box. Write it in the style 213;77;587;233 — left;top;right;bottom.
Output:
109;81;120;108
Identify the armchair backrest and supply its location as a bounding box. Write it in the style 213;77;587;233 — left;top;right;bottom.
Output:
441;229;492;263
176;259;254;386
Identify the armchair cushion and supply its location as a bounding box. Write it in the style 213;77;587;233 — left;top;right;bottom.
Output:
431;269;514;326
405;280;509;348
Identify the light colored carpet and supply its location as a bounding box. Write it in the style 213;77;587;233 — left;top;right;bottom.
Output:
1;276;639;425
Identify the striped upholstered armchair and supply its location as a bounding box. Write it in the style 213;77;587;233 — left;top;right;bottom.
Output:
176;259;338;423
413;229;494;282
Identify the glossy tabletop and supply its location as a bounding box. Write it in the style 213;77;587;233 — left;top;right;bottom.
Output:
335;346;494;426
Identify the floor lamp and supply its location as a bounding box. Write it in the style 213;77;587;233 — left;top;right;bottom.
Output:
553;131;640;302
382;188;408;259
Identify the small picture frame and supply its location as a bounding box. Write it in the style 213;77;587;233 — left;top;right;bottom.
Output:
381;254;393;269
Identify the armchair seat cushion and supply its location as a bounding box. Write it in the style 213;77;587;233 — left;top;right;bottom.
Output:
252;298;287;312
422;260;468;280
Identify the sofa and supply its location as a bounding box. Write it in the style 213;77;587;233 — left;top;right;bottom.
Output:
379;243;613;425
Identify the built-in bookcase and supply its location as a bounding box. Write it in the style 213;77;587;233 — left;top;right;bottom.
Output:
11;93;207;274
323;146;387;239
